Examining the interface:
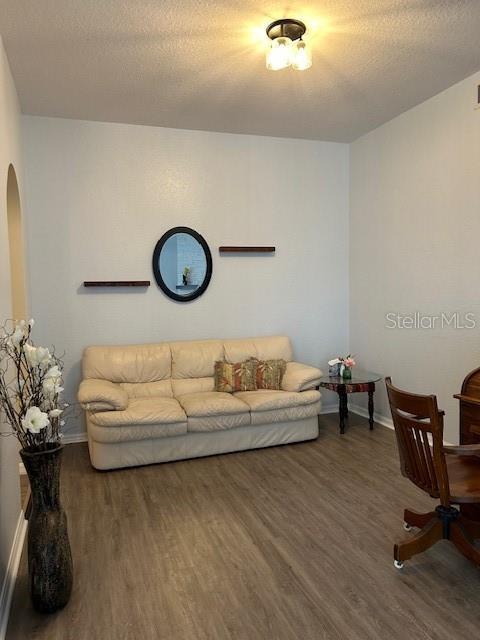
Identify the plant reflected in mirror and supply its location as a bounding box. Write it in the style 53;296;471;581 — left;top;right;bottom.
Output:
153;227;212;302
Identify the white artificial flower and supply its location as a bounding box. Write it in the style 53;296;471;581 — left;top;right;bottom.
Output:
11;327;24;345
8;321;27;347
38;348;52;367
45;364;62;380
43;364;63;397
43;377;64;398
43;378;53;395
49;408;63;418
28;318;35;328
24;344;51;368
23;343;37;363
21;406;49;434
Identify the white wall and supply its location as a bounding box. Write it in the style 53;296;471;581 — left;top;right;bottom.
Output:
350;70;480;443
0;36;23;608
22;117;350;437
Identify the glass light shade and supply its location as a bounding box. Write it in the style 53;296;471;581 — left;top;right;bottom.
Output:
266;36;292;70
291;39;312;70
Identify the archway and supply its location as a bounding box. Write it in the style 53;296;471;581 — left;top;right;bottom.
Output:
6;164;27;320
6;164;29;506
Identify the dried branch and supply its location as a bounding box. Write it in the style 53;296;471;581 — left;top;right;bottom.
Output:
0;319;70;451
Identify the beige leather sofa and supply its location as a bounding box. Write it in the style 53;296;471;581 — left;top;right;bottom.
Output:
78;336;322;470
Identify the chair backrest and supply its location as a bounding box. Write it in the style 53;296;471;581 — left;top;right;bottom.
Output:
385;377;450;507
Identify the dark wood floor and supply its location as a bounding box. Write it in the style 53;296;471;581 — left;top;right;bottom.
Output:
7;414;480;640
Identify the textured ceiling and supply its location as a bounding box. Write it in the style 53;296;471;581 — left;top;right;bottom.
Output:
1;0;480;142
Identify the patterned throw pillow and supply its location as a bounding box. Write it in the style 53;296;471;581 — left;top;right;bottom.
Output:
251;358;287;390
214;360;258;393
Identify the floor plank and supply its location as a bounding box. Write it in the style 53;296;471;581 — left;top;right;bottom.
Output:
7;414;480;640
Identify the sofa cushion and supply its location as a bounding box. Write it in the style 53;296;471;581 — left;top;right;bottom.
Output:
88;419;187;443
83;343;171;383
89;397;186;427
178;391;250;417
187;413;251;433
171;340;223;379
223;339;258;364
254;336;293;362
120;380;173;399
223;336;292;364
178;391;251;433
172;377;215;397
234;389;320;412
249;402;320;425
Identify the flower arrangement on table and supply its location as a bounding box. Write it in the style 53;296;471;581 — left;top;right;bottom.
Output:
182;266;191;286
328;354;356;380
0;319;73;613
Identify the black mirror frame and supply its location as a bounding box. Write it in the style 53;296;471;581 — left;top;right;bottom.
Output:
152;226;213;302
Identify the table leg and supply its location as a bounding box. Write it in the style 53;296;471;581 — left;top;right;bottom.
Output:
339;388;348;434
368;383;375;430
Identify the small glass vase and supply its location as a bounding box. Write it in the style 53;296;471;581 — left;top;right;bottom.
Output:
342;366;352;380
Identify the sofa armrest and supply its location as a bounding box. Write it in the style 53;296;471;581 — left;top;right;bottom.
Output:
281;362;323;392
78;379;128;412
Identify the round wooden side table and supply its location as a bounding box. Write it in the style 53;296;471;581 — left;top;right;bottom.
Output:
319;371;382;434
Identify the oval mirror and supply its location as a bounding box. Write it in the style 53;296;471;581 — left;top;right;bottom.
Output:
152;227;212;302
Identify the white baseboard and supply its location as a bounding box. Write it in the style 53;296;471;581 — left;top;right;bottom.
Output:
63;432;88;444
348;403;394;430
0;511;27;640
319;403;338;415
348;403;454;446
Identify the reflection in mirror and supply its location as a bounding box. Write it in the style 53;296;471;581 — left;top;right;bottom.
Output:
159;233;207;297
153;227;212;302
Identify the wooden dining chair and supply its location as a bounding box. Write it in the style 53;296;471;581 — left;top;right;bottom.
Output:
385;377;480;569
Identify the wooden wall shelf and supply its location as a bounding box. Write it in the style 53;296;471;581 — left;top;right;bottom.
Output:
83;281;151;287
219;246;275;253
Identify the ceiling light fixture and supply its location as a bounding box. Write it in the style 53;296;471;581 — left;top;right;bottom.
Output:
266;19;312;71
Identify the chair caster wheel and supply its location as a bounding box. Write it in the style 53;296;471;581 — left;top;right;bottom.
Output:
403;522;412;531
394;560;404;569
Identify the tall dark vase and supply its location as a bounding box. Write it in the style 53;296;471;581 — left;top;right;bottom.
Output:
20;443;73;613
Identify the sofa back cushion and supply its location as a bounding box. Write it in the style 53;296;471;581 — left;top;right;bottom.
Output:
83;343;172;383
82;337;293;396
223;336;292;364
170;340;223;379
